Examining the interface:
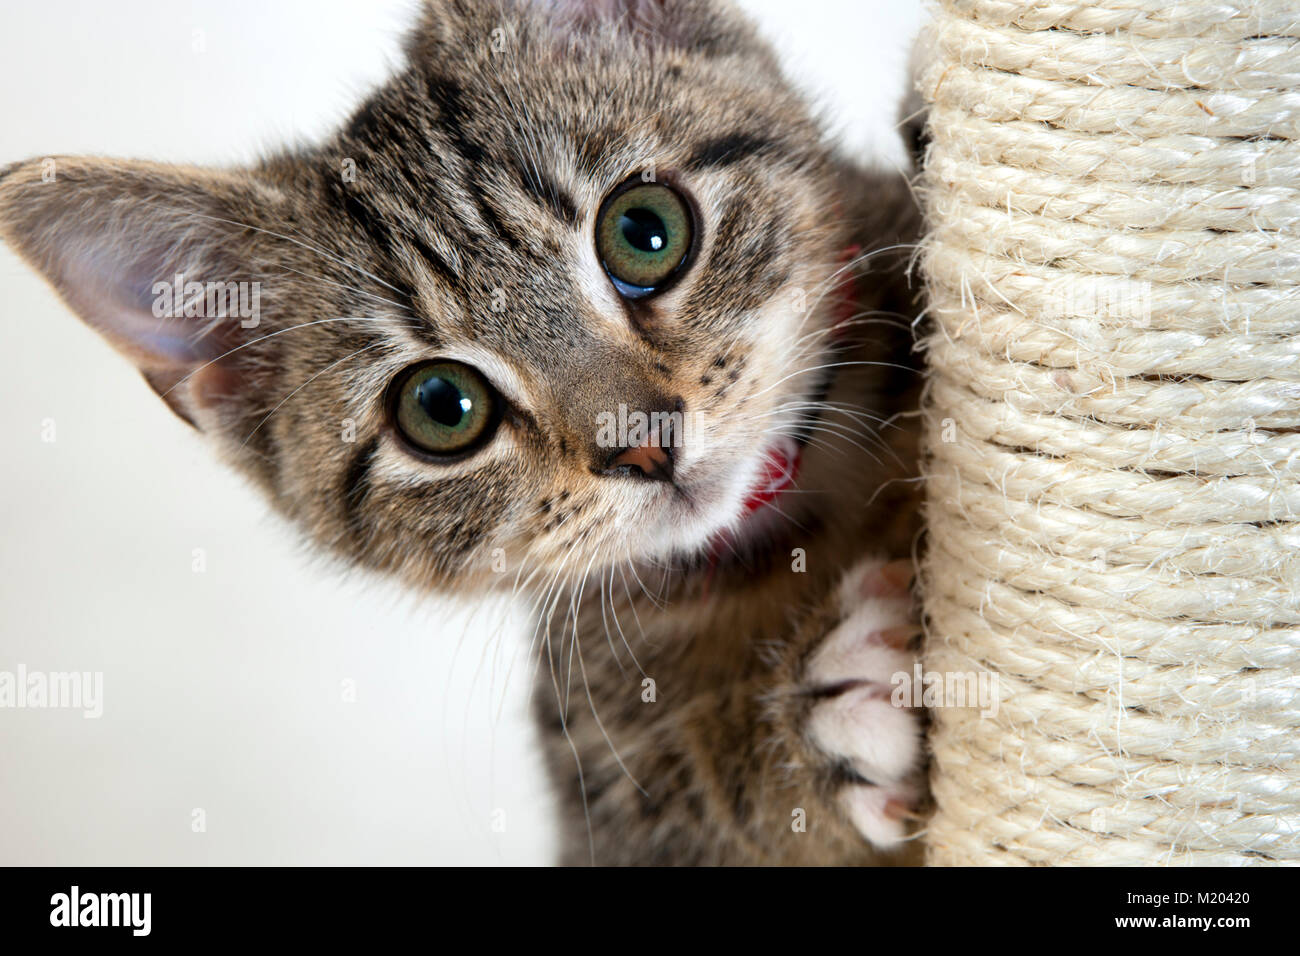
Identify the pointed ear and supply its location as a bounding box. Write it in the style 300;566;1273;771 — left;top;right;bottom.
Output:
543;0;773;61
538;0;763;52
0;157;285;427
409;0;766;60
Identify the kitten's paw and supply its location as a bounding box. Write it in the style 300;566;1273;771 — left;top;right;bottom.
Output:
805;558;923;848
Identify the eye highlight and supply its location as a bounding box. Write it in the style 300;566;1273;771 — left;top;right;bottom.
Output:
596;181;694;299
390;360;499;457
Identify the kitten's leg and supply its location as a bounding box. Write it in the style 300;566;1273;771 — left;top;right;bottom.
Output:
540;558;927;865
802;558;925;848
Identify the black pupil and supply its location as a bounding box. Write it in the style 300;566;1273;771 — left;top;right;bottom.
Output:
416;376;468;428
619;208;668;254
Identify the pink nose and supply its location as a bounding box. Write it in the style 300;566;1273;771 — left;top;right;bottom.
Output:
606;441;675;483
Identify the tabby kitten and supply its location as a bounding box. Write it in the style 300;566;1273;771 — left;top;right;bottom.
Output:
0;0;925;865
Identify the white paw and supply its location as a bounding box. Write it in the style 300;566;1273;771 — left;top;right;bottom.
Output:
806;557;922;848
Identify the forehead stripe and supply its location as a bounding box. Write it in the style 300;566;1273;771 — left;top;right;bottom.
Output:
517;165;579;228
687;133;780;170
333;180;463;291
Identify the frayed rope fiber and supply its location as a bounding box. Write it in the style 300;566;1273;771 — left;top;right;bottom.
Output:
917;0;1300;864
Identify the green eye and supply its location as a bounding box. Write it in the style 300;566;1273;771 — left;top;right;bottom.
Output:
392;361;499;456
596;182;694;298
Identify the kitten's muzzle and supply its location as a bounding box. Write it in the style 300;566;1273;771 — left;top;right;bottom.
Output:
598;396;682;483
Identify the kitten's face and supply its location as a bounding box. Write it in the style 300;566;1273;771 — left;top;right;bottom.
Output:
0;0;851;592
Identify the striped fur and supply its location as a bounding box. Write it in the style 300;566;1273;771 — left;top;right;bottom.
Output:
0;0;924;864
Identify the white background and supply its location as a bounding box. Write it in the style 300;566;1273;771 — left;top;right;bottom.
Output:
0;0;922;864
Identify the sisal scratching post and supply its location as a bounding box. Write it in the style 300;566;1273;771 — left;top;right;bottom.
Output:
917;0;1300;864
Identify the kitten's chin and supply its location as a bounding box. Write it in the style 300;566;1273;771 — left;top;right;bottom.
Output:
703;436;804;557
640;436;805;567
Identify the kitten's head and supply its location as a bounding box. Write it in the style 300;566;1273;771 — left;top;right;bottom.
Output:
1;0;867;592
